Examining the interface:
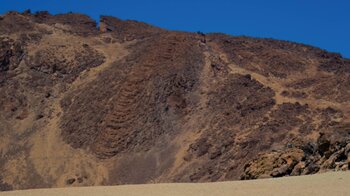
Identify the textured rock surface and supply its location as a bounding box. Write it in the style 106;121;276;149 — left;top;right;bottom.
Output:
241;135;350;179
0;11;349;191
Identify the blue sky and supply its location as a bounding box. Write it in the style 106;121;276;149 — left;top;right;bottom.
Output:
1;0;349;57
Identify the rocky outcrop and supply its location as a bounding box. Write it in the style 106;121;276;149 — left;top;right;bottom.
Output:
60;32;204;158
0;37;23;72
25;43;105;82
99;16;164;41
241;134;350;179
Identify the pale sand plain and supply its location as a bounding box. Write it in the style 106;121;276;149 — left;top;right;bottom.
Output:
2;171;350;196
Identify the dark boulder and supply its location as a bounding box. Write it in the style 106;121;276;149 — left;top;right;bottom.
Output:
317;133;331;156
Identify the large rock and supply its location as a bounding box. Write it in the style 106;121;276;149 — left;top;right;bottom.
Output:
241;135;350;179
241;148;304;179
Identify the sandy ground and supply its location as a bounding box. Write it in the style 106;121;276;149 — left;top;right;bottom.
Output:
2;172;349;196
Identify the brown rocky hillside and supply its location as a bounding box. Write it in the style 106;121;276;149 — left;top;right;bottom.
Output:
0;10;349;191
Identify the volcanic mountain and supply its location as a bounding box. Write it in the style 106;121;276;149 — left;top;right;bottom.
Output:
0;11;349;191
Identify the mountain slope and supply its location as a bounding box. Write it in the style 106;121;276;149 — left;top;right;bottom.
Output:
0;11;349;191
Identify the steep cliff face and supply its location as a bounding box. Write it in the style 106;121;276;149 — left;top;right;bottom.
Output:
0;11;349;191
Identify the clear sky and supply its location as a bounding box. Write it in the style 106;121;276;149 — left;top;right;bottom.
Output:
1;0;349;57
